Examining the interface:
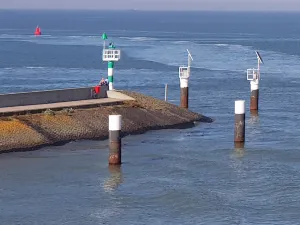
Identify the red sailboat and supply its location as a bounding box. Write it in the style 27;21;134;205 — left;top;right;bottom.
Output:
34;26;42;36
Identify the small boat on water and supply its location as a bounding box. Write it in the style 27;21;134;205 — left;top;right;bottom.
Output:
34;26;41;36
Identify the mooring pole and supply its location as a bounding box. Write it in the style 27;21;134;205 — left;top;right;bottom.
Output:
234;100;245;143
248;51;263;111
250;77;259;111
109;115;122;165
165;84;168;101
180;79;189;108
179;49;193;109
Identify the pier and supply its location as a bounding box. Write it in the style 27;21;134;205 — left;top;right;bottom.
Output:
0;89;212;153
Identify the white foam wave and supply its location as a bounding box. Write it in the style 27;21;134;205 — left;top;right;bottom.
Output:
23;35;102;47
125;39;300;79
0;34;55;41
40;35;52;37
172;41;191;44
1;67;13;70
25;66;46;69
126;40;253;72
66;35;97;39
0;33;103;47
0;34;26;39
215;44;229;47
119;36;159;42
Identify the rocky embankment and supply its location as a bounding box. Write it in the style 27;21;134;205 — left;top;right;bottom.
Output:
0;91;213;153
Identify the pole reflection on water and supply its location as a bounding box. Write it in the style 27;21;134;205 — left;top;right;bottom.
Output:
234;142;245;158
249;110;259;124
103;165;123;193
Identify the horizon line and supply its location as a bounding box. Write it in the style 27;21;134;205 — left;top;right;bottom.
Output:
1;8;300;13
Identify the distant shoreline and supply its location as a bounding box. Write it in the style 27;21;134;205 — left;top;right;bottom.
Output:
0;9;299;13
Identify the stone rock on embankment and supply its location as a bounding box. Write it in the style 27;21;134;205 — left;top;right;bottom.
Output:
0;91;212;153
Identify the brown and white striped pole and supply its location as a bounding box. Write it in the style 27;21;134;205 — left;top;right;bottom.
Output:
234;100;245;143
108;115;122;165
179;49;193;109
250;76;259;111
248;51;263;111
180;78;189;108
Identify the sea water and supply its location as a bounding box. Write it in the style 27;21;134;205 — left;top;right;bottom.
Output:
1;10;300;224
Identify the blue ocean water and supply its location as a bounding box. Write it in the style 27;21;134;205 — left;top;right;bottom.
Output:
1;10;300;224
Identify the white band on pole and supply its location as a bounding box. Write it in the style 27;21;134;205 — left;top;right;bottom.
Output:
235;100;245;115
108;68;113;76
250;80;259;91
180;78;189;88
109;82;113;90
109;115;122;131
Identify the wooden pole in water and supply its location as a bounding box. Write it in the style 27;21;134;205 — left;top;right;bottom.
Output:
109;115;122;165
234;100;245;143
165;84;168;101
